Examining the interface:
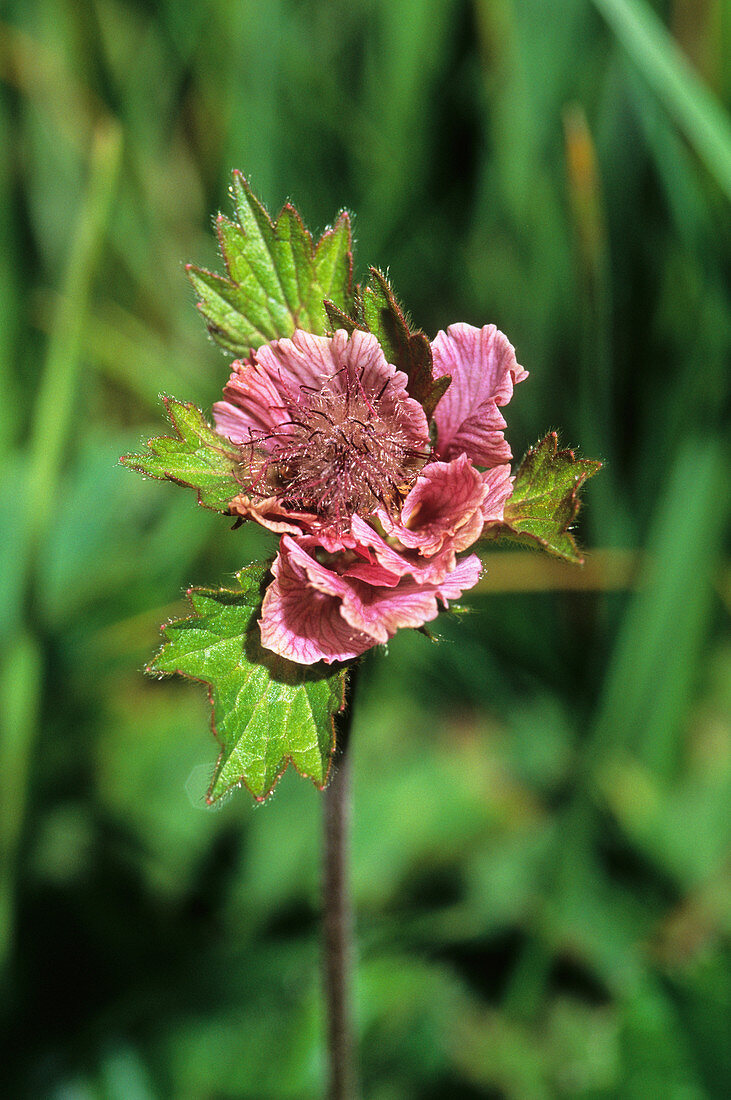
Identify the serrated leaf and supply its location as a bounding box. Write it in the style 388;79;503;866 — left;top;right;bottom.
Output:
361;269;449;418
315;211;354;302
148;562;348;802
120;397;242;512
187;172;354;355
494;432;602;564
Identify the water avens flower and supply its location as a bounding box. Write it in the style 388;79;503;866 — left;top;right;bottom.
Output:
213;322;526;664
123;174;600;809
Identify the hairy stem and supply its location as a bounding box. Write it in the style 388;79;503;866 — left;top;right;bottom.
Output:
323;665;359;1099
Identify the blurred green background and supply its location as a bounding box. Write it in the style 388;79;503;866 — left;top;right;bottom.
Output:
1;0;729;1096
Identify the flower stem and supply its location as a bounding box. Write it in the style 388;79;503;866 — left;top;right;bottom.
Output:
323;665;359;1099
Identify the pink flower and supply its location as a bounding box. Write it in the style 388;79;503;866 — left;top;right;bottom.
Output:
213;323;525;664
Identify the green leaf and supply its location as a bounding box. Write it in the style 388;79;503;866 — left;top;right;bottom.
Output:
148;562;348;802
120;396;242;513
314;211;354;303
187;172;354;355
495;432;602;564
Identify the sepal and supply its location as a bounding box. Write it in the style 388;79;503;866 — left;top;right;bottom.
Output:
488;432;602;564
120;397;243;512
326;268;450;419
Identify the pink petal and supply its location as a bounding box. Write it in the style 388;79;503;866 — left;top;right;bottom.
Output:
213;354;290;444
260;538;377;664
338;554;482;640
431;323;527;466
323;329;430;447
481;464;514;524
259;536;483;665
228;493;320;536
347;515;417;578
380;455;487;556
333;330;429;445
214;329;429;453
433;553;482;599
347;514;456;586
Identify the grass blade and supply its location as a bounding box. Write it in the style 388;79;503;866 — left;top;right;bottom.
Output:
590;435;728;779
591;0;731;199
26;119;123;550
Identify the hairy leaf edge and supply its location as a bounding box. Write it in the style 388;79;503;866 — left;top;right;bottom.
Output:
489;432;603;564
146;580;349;804
119;395;241;514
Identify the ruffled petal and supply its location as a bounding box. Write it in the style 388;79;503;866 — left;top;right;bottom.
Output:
228;493;319;536
431;323;527;466
338;553;482;640
333;330;429;445
212;366;286;444
260;538;377;664
481;463;514;524
258;535;483;665
214;329;429;454
347;514;456;586
380;455;487;556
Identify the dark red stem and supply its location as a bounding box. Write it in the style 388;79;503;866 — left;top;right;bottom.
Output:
323;666;359;1099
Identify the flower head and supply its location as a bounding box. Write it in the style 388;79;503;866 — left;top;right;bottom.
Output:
215;330;429;537
214;322;526;663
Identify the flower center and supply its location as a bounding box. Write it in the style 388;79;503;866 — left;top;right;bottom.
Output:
240;372;427;527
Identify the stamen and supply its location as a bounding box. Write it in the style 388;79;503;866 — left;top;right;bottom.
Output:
236;362;428;529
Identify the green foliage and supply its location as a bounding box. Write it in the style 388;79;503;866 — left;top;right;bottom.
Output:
188;171;354;355
592;0;731;200
190;177;450;419
120;397;242;513
149;563;348;802
496;433;603;564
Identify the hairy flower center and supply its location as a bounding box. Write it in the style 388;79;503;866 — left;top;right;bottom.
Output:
240;373;427;526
